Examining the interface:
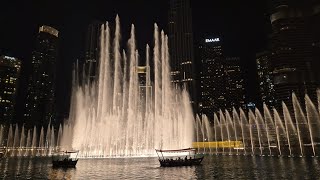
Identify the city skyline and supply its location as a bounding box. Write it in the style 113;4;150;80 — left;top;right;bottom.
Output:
0;0;269;117
1;1;320;179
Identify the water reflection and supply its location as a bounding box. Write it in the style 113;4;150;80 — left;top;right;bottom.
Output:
0;156;320;179
48;168;75;180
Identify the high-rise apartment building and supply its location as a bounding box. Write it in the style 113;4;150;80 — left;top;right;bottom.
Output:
270;2;320;110
168;0;196;109
311;4;320;82
198;37;246;118
225;57;246;111
24;25;59;128
84;21;102;82
0;55;21;124
256;51;275;107
198;37;225;118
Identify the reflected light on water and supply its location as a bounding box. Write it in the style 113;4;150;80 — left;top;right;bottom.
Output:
48;168;75;180
1;156;320;179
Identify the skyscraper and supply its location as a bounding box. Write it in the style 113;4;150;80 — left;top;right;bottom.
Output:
168;0;196;109
311;4;320;82
24;25;59;129
84;21;102;82
198;37;246;118
225;57;246;111
256;51;275;108
0;55;21;124
270;2;320;110
198;37;225;118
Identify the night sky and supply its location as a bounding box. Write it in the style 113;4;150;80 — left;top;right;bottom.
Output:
0;0;269;118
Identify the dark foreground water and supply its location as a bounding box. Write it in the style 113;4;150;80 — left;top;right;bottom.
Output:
1;155;320;179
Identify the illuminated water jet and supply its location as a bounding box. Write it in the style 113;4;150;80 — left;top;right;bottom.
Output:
60;16;195;157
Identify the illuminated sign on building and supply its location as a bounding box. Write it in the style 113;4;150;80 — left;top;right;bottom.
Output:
205;38;220;43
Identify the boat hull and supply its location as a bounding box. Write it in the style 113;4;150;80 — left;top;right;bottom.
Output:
159;157;204;167
52;159;78;168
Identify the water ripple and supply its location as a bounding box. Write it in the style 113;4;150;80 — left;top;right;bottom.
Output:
1;156;320;179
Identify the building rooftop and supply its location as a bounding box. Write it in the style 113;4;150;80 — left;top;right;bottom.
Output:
39;25;59;37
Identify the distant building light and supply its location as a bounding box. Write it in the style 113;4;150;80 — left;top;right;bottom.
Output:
247;102;256;109
39;25;59;37
205;38;220;43
3;56;16;60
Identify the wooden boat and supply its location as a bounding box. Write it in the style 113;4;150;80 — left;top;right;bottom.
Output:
0;151;4;158
52;150;79;168
0;147;6;158
155;148;204;167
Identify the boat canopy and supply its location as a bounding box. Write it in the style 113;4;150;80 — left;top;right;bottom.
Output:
155;148;196;153
63;150;79;153
55;150;79;153
52;150;79;157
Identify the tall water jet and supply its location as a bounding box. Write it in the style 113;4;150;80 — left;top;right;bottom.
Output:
49;126;55;155
282;102;297;156
248;110;256;155
188;91;319;157
26;130;31;156
318;89;320;115
0;125;3;146
240;108;248;155
233;108;241;155
282;102;294;156
38;127;45;156
57;124;62;148
19;125;25;156
195;116;202;151
203;115;212;153
6;125;13;156
273;108;286;156
263;104;277;156
45;122;51;150
0;123;71;157
61;17;194;157
219;110;227;154
31;126;37;156
214;113;220;154
292;93;308;156
225;110;234;155
305;94;320;156
255;109;268;156
13;124;19;148
145;44;151;114
113;15;122;112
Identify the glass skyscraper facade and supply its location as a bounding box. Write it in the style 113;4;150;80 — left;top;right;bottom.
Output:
24;25;59;129
0;55;21;124
270;2;320;110
256;51;275;108
168;0;196;110
199;37;224;118
199;37;245;119
84;21;102;82
225;57;246;111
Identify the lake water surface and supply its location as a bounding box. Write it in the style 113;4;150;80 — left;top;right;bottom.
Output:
1;155;320;179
